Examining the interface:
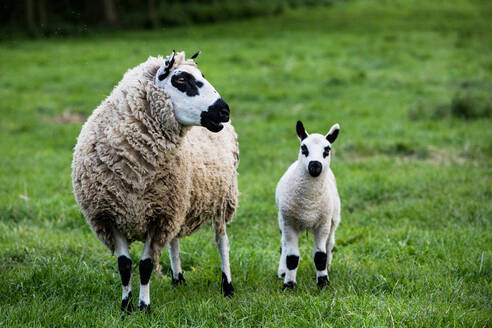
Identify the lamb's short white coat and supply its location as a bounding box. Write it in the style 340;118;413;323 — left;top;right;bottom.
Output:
275;123;341;287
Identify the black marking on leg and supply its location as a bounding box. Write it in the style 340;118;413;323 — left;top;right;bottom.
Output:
120;291;133;314
172;272;186;286
139;301;151;314
221;272;234;297
314;251;327;271
139;258;153;285
279;246;282;254
317;275;330;288
286;255;299;270
117;256;132;286
283;281;296;289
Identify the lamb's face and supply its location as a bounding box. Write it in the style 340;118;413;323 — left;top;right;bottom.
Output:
296;121;340;178
154;51;229;133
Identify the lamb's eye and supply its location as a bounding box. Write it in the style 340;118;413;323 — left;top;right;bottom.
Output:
323;146;331;158
177;78;186;84
301;145;309;156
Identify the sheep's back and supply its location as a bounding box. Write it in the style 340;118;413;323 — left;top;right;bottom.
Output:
71;99;162;245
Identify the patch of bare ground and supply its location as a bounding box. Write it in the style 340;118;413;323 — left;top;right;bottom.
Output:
49;111;86;124
341;146;481;167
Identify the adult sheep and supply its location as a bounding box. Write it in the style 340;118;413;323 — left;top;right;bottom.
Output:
72;50;238;314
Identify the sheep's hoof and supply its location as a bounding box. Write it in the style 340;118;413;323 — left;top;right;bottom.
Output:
221;272;234;298
138;301;151;315
120;291;134;315
317;276;330;288
283;281;296;289
172;272;186;286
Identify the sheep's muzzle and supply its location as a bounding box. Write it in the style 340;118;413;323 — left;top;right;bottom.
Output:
201;98;230;133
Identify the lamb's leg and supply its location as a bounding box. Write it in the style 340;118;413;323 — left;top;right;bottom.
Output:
138;234;153;314
168;237;185;285
278;212;287;279
282;224;300;289
326;214;340;269
215;226;234;297
113;228;133;314
313;224;330;288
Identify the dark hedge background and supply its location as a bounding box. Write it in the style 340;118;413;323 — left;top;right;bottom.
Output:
1;0;338;38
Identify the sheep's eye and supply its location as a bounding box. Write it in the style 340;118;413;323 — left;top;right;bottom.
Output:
323;146;331;158
177;77;186;84
301;145;309;156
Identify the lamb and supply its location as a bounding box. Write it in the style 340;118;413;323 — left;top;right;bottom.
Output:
276;120;341;288
71;50;238;314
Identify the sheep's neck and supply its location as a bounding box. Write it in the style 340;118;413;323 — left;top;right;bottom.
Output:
161;123;190;147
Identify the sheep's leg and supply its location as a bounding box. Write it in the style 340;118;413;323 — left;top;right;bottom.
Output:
278;212;287;279
313;224;330;288
215;226;234;297
278;242;287;279
168;237;185;285
114;228;133;314
282;224;300;289
326;214;340;269
138;234;153;314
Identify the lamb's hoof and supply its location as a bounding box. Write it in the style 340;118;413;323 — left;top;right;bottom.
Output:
172;272;186;286
120;291;133;315
283;281;296;289
221;272;234;298
317;276;330;288
138;301;151;315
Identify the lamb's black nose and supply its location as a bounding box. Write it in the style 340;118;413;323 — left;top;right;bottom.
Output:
207;98;230;123
308;161;322;177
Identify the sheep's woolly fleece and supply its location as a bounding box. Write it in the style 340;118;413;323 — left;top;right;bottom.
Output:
72;55;239;263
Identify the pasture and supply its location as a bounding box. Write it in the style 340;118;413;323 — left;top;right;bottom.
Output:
0;0;491;326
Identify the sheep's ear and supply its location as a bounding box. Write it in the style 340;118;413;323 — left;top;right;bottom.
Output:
157;49;176;81
190;50;201;59
296;120;308;141
326;123;340;143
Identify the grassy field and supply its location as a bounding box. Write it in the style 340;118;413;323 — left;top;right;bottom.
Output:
1;0;491;326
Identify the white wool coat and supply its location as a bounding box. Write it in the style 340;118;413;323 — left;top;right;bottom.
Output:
71;56;239;262
276;161;340;235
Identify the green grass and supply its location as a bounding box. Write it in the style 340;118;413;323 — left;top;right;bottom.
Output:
0;0;491;326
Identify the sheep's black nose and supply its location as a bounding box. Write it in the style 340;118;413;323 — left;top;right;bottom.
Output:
207;98;230;123
308;161;322;177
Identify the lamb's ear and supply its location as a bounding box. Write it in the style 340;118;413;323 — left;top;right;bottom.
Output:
157;49;176;81
190;50;201;59
296;120;308;141
326;123;340;143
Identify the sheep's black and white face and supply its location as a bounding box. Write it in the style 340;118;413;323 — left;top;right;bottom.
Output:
296;121;340;177
154;51;229;133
